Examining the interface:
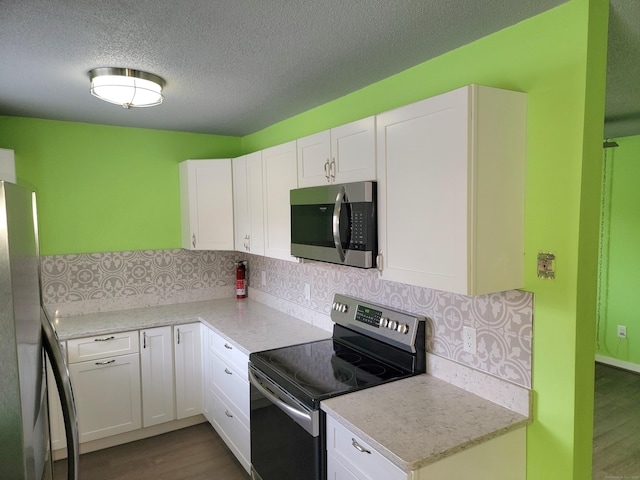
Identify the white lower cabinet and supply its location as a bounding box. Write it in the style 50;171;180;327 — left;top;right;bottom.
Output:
203;325;251;473
173;323;203;419
327;416;405;480
326;415;526;480
140;326;175;427
69;352;142;443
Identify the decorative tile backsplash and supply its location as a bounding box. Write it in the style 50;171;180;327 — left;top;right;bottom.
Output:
244;254;533;388
40;249;243;316
40;249;533;388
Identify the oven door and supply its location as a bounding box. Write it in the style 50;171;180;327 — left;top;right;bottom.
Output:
249;364;324;480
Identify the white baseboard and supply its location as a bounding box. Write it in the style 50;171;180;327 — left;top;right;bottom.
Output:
595;354;640;374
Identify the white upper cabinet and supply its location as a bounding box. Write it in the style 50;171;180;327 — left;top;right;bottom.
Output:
232;151;265;255
376;85;526;296
179;159;234;251
297;117;376;187
262;141;299;262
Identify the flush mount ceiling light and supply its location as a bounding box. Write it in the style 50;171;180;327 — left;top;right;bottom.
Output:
89;68;165;109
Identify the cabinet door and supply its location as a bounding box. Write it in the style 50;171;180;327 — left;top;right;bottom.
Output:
376;88;468;294
262;141;299;262
232;155;250;252
174;323;203;419
179;159;234;251
331;117;376;184
246;151;265;255
69;353;142;443
297;130;331;187
327;453;363;480
376;85;525;296
140;326;175;427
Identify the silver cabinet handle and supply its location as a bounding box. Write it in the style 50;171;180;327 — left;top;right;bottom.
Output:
376;253;383;273
224;368;233;375
225;410;233;418
324;159;330;181
352;438;371;454
176;328;181;345
332;185;347;263
192;234;196;249
143;331;147;349
330;158;336;179
95;359;116;366
224;343;232;350
94;336;115;342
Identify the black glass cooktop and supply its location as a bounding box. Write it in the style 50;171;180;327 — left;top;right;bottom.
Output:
249;334;417;409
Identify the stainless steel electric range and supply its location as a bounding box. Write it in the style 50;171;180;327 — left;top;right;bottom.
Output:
248;294;426;480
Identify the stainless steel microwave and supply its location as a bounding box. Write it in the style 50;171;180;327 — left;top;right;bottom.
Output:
290;181;377;268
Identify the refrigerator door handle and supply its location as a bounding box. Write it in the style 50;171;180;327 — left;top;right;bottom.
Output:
41;310;79;480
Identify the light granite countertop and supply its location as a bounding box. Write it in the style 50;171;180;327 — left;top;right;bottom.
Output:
321;374;530;472
47;298;332;355
49;297;529;472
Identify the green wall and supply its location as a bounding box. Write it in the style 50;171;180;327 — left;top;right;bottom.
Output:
0;1;608;478
598;134;640;365
243;1;608;479
0;117;241;255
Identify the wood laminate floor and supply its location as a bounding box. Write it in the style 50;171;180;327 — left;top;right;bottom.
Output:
593;363;640;480
53;423;250;480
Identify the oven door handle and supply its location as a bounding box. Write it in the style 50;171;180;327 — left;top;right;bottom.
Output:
332;185;347;263
249;367;318;436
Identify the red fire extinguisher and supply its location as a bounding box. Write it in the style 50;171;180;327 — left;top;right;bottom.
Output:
236;261;247;299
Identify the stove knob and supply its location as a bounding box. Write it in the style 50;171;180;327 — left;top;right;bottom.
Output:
332;302;338;311
379;317;389;328
388;320;398;330
397;323;409;334
341;304;348;313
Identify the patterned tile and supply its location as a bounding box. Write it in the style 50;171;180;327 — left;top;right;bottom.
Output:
41;249;243;313
41;248;533;388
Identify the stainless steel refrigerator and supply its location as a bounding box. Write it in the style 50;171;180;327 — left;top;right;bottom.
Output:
0;180;79;480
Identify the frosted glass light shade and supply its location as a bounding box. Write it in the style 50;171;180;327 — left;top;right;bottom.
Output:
89;68;164;108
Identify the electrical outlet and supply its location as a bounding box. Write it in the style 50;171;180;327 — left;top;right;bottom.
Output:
261;271;266;286
618;325;627;339
463;326;477;355
304;283;311;301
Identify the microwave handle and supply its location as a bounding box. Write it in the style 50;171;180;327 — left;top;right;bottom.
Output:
332;186;347;263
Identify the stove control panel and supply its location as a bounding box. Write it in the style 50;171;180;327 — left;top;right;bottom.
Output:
331;294;425;352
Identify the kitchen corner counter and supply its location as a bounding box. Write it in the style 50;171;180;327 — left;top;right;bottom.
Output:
321;373;530;473
47;298;332;354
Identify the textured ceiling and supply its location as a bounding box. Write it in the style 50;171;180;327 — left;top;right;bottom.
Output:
1;0;631;138
605;0;640;139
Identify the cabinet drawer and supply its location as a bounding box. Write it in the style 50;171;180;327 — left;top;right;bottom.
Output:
67;331;139;363
327;416;406;480
211;354;249;427
211;389;250;473
208;329;248;378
